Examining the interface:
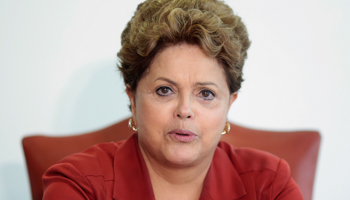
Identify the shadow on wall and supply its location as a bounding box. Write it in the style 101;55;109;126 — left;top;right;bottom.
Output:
0;163;30;200
53;59;131;134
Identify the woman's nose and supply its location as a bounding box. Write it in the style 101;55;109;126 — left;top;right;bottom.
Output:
175;96;194;119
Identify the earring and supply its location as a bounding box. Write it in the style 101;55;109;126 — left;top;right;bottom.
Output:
221;122;230;135
128;118;138;131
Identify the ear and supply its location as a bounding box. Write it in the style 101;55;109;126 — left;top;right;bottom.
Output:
228;92;238;110
126;84;137;125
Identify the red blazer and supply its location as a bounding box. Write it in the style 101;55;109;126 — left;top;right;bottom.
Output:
43;134;303;199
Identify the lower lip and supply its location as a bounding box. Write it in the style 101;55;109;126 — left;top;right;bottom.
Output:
168;132;198;142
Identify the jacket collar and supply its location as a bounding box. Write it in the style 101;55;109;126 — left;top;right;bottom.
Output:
112;134;155;200
200;146;246;199
113;134;246;200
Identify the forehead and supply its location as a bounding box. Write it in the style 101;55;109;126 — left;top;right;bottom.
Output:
145;44;227;85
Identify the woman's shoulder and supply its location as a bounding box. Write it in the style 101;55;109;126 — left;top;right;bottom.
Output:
49;141;125;179
217;140;287;174
215;141;303;199
42;141;126;199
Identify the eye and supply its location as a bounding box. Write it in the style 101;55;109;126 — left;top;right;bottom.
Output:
198;89;215;100
156;86;174;96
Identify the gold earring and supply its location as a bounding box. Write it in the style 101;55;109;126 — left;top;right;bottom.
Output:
128;118;138;131
221;122;230;135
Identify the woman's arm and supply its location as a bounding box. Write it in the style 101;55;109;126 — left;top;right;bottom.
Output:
42;163;95;200
275;177;304;200
272;159;304;200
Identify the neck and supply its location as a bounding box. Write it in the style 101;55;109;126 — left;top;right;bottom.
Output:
138;144;214;200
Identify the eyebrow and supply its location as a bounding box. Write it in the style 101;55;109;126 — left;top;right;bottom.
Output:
194;82;218;88
155;77;177;85
155;77;218;88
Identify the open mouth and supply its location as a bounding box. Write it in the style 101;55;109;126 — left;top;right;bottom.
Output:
168;129;197;142
176;133;190;136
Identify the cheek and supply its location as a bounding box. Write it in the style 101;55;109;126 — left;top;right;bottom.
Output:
135;95;172;133
198;103;228;137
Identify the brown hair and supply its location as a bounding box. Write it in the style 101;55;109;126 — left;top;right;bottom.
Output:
117;0;250;94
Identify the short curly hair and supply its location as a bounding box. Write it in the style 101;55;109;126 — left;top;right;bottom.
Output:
117;0;250;94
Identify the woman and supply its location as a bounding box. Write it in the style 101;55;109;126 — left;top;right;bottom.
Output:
43;0;303;199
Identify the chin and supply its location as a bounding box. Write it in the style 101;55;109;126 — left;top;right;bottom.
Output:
164;145;203;167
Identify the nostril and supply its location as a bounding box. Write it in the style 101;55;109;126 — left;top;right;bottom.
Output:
176;114;192;119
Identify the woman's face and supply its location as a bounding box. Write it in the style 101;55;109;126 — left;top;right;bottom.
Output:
127;43;237;167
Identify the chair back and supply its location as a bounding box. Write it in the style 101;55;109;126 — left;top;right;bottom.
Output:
22;118;320;200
